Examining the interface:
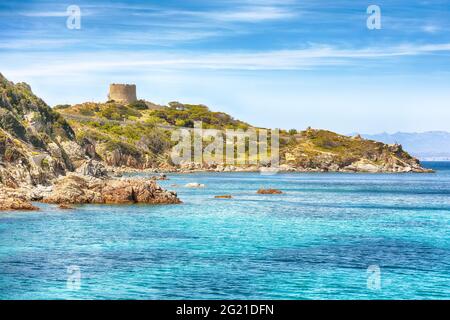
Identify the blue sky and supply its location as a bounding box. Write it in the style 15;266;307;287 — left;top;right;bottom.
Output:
1;0;450;133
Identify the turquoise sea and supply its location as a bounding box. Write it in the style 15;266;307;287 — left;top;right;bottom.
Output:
0;162;449;300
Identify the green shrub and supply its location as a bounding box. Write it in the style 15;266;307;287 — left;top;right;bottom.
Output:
128;100;148;110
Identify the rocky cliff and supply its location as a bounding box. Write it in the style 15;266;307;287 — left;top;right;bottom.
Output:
0;73;81;187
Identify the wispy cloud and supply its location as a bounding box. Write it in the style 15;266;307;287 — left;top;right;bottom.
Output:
0;38;81;49
201;6;297;22
3;42;450;78
120;5;297;23
422;24;441;33
20;11;68;17
20;8;96;17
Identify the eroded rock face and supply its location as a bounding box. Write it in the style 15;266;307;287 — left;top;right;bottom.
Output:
42;174;181;205
76;159;108;178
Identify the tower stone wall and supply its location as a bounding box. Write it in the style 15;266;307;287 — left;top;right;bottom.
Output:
108;84;137;104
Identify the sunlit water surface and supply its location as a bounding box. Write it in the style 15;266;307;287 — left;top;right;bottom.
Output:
0;162;449;299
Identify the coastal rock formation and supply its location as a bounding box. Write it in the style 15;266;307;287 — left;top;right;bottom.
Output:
0;187;39;211
0;198;39;211
42;174;181;205
257;189;283;194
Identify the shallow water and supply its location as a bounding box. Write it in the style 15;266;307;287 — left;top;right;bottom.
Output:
0;162;449;299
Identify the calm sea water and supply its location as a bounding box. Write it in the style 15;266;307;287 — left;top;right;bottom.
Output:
0;162;449;300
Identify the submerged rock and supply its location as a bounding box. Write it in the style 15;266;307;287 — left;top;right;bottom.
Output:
58;203;74;210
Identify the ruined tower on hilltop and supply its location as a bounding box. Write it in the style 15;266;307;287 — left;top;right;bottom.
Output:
108;84;137;104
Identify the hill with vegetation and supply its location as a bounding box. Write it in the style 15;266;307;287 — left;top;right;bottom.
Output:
54;95;430;173
55;100;251;168
281;129;426;172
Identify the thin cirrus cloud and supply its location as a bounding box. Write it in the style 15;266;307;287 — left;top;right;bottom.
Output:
0;38;81;49
3;42;450;78
6;4;298;50
131;6;297;22
19;11;69;17
192;6;297;22
18;4;295;22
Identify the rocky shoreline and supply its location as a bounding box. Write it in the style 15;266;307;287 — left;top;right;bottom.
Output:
107;161;434;175
0;159;434;211
0;160;181;211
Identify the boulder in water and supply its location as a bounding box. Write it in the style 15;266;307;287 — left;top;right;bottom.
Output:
185;183;205;188
257;188;283;194
214;195;232;199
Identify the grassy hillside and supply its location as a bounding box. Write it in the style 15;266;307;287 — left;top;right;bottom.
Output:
55;100;252;168
56;100;250;129
55;98;427;172
281;128;421;171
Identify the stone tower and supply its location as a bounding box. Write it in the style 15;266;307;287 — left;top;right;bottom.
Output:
108;84;137;104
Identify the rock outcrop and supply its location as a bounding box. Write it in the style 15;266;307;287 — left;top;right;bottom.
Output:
42;174;181;205
257;189;283;194
214;195;232;199
76;159;108;178
0;187;39;211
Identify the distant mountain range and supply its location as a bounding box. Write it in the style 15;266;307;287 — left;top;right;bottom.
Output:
358;131;450;161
